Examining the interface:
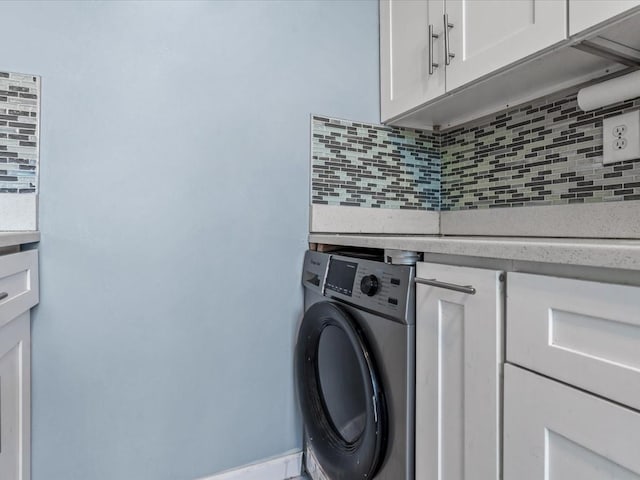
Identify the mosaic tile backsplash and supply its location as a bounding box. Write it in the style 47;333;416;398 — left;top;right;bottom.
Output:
311;91;640;211
312;116;440;210
441;92;640;211
0;71;39;193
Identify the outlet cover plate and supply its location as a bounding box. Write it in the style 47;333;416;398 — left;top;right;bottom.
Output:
603;110;640;165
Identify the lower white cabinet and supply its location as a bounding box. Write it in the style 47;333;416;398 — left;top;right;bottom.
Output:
505;271;640;480
0;250;38;480
504;364;640;479
0;312;30;480
415;262;503;480
507;272;640;412
0;251;38;330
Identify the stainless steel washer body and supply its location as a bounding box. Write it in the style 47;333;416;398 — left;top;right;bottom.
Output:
296;251;415;480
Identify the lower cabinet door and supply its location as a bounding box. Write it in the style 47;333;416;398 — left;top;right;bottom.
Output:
415;263;503;480
504;364;640;480
0;312;30;480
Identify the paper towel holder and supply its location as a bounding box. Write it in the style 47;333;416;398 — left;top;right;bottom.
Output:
577;69;640;112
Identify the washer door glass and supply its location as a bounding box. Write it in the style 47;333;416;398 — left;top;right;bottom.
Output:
317;325;367;443
295;301;387;480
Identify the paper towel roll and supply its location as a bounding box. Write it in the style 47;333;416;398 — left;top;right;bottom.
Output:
577;69;640;111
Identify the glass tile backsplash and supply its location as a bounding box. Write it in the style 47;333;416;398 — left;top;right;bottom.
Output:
0;71;39;193
311;116;440;210
311;91;640;211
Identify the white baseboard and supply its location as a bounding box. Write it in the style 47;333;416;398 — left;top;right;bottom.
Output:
310;204;440;234
196;451;302;480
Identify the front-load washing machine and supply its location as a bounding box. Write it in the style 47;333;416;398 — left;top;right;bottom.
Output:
295;250;415;480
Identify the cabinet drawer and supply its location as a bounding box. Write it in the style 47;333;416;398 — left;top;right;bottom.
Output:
0;251;38;329
504;365;640;480
507;272;640;411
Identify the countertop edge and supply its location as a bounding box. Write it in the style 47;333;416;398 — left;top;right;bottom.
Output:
308;234;640;271
0;231;41;249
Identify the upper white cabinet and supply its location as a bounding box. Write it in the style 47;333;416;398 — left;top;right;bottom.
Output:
415;262;503;480
380;0;445;120
380;0;567;123
570;0;640;35
380;0;640;128
446;0;566;91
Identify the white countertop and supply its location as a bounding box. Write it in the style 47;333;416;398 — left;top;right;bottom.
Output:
309;234;640;271
0;231;40;249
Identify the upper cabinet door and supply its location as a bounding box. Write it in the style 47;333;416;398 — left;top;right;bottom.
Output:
445;0;567;92
570;0;640;35
380;0;446;122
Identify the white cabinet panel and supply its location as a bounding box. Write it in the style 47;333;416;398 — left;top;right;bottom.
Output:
504;365;640;480
0;251;39;330
380;0;445;121
415;262;503;480
507;272;640;412
570;0;640;35
0;312;30;480
445;0;567;91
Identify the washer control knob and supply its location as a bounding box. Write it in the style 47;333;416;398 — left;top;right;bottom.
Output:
360;275;379;296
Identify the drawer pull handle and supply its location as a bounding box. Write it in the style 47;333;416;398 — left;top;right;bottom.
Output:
415;277;476;295
0;292;8;301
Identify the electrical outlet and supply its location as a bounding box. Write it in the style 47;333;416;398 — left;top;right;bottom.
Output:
603;110;640;165
614;125;627;137
615;138;627;150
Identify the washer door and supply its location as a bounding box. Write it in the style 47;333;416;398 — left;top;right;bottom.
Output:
296;301;387;479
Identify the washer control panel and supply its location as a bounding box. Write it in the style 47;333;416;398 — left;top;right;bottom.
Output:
322;253;415;324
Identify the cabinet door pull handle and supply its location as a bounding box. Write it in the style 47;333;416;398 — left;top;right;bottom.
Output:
444;13;455;65
0;292;8;301
428;24;439;75
415;277;476;295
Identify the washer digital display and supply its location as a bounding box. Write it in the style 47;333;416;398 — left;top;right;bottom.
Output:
325;259;358;296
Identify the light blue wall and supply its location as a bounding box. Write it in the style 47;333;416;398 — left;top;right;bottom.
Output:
2;2;379;478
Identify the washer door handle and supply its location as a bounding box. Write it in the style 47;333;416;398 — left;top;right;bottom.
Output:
415;277;476;295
